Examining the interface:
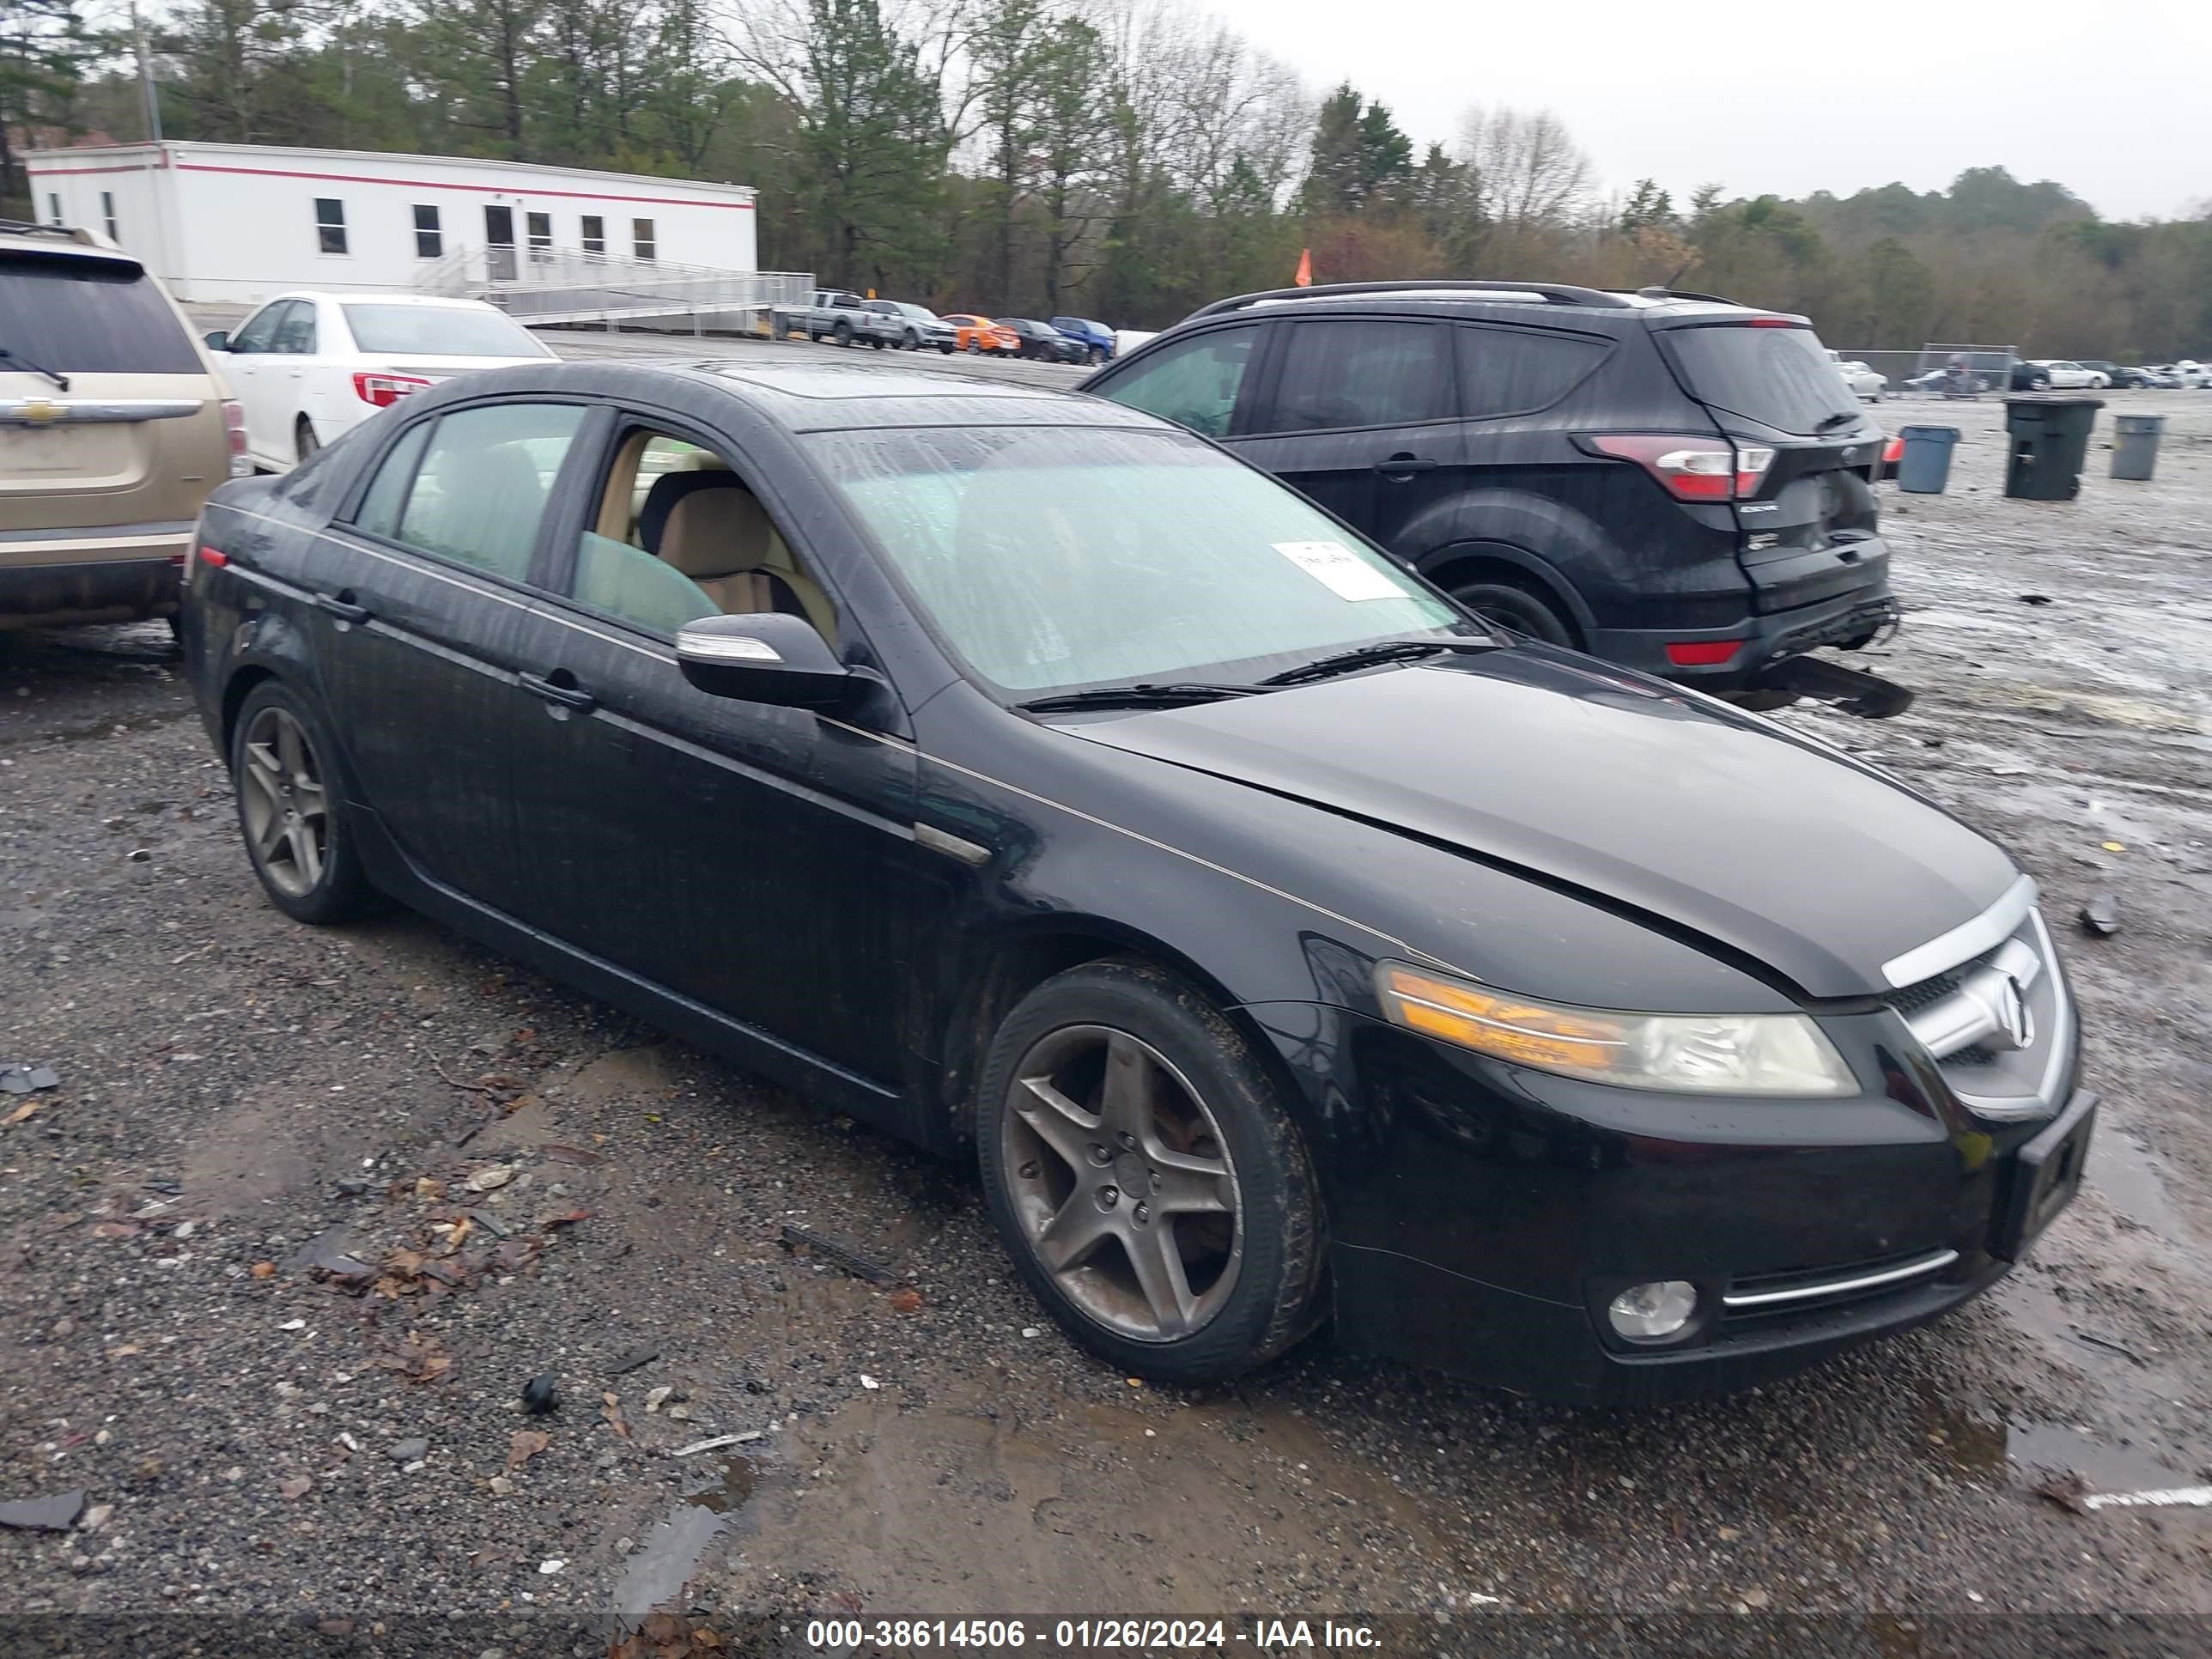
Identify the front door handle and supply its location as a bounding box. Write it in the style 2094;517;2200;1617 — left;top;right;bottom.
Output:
519;671;596;714
313;590;369;624
1373;453;1440;477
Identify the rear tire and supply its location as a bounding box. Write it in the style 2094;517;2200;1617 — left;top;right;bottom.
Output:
833;320;853;347
1088;347;1106;366
966;340;982;354
295;419;319;464
975;957;1327;1385
1449;577;1575;647
228;680;376;926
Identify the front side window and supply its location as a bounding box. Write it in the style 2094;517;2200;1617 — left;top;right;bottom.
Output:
811;424;1460;696
225;299;288;356
270;300;318;356
314;198;347;255
364;403;586;582
1257;319;1453;433
413;204;442;259
580;216;605;255
1095;326;1255;440
632;218;656;261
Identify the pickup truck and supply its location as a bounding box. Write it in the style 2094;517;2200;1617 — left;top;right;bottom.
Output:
768;289;904;349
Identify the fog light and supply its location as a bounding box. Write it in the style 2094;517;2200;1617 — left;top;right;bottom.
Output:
1607;1280;1698;1342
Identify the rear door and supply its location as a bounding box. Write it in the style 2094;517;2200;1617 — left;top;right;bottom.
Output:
310;398;596;914
1656;319;1887;616
0;245;225;539
1231;316;1463;551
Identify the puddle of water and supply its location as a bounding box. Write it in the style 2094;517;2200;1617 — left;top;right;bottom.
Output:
609;1453;757;1632
1922;1403;2186;1493
2087;1130;2208;1274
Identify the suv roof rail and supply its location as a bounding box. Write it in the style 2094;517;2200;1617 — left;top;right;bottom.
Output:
1633;284;1741;305
1186;280;1634;321
0;219;94;243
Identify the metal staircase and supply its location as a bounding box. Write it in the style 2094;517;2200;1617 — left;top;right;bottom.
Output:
415;246;812;333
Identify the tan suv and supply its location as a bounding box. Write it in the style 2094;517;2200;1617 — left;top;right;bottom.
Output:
1;222;246;629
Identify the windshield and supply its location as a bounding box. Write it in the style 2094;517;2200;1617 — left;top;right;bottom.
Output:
1666;324;1860;435
810;425;1463;696
342;304;550;358
0;252;198;374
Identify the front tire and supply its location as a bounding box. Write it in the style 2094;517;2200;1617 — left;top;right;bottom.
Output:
229;680;375;925
1088;347;1106;366
976;958;1326;1385
966;339;982;354
1449;576;1575;647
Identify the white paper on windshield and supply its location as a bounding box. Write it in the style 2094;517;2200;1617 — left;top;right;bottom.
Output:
1272;540;1405;602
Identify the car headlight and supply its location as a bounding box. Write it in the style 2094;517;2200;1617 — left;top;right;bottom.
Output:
1375;963;1856;1097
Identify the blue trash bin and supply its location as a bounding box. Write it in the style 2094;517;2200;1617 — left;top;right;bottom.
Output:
1897;425;1961;494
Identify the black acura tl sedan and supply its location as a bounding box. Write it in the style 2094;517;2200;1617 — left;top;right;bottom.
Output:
179;359;2094;1403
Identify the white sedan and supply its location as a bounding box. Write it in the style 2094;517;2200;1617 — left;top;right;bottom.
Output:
2020;360;2101;390
1833;359;1887;401
204;294;557;470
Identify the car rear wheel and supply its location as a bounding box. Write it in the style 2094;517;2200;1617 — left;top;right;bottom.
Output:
230;681;375;925
833;320;853;346
1450;577;1575;647
965;340;982;354
295;418;319;464
977;957;1326;1384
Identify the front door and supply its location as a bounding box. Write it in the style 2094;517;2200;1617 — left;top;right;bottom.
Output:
219;299;289;462
484;206;517;282
310;398;593;913
1230;318;1464;554
501;418;932;1092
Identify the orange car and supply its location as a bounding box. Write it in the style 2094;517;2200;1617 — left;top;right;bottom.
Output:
941;313;1020;356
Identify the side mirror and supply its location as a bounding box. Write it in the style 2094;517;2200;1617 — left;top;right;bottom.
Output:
204;331;230;352
676;612;850;709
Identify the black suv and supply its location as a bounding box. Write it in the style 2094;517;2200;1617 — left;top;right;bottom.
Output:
1083;281;1899;704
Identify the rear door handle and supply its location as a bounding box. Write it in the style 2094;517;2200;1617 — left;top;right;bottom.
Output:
1374;453;1440;477
519;672;596;714
313;591;369;624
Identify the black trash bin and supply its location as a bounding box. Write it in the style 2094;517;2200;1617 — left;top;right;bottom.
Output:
2003;396;2103;501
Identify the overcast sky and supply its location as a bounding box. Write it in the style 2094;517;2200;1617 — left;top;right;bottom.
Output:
1205;0;2212;222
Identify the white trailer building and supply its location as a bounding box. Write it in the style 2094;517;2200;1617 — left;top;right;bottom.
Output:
21;141;764;310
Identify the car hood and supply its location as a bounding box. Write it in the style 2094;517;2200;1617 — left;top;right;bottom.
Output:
1057;648;2018;998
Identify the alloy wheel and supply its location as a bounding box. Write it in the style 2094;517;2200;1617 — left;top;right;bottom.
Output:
238;705;329;898
1001;1024;1242;1341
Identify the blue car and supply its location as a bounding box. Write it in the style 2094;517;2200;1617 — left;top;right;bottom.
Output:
1048;315;1115;365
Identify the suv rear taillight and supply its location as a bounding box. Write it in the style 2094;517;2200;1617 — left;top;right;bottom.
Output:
222;398;252;477
1583;434;1777;501
354;371;434;408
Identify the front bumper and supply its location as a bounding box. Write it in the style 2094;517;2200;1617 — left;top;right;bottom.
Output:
1252;1002;2088;1405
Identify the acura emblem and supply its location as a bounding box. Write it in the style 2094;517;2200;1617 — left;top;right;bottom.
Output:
1988;975;2035;1052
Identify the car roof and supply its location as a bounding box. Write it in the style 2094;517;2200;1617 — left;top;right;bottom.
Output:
491;357;1170;434
271;291;507;312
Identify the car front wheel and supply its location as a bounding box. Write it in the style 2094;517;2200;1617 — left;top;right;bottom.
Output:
976;958;1327;1384
229;680;376;924
1450;577;1575;647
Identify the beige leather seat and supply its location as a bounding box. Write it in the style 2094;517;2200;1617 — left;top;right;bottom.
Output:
646;474;837;638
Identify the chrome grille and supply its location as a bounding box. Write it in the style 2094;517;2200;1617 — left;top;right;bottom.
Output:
1885;884;2074;1121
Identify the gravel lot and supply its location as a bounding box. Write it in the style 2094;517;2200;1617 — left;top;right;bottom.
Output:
3;336;2209;1655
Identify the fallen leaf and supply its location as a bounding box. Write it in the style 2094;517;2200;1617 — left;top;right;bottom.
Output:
539;1209;592;1229
278;1475;312;1500
93;1220;143;1239
414;1176;446;1202
889;1288;922;1315
386;1247;428;1279
2101;841;2125;854
500;1092;542;1116
464;1165;516;1194
250;1261;276;1279
506;1429;550;1472
4;1100;40;1125
601;1391;631;1440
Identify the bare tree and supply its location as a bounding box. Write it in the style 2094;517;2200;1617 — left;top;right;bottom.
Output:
1457;105;1590;231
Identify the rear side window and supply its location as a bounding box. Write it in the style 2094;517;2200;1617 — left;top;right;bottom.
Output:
1098;326;1256;439
1456;325;1607;417
1259;319;1453;433
1668;325;1859;434
0;253;198;374
364;403;586;581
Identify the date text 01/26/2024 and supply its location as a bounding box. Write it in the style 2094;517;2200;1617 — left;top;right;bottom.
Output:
803;1619;1385;1652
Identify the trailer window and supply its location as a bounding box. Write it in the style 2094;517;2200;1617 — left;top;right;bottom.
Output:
314;198;348;256
413;205;441;259
581;216;605;256
632;219;656;261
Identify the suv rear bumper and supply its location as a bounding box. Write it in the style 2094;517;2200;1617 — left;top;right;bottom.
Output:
0;526;192;626
1586;586;1898;692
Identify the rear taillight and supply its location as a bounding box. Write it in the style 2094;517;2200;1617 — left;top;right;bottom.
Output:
198;545;229;568
222;398;251;477
1584;434;1776;501
353;371;434;408
1883;435;1905;464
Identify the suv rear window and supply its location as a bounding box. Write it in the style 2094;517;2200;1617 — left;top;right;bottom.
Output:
1665;324;1857;436
0;252;199;374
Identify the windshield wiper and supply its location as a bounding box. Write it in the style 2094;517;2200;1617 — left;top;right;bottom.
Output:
0;345;70;392
1814;410;1859;432
1257;638;1494;688
1015;682;1260;714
